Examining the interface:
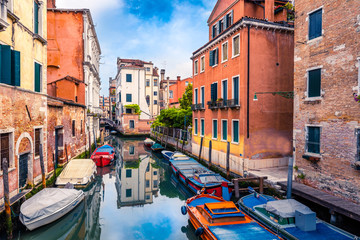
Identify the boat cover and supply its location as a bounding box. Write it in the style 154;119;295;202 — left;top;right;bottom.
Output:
56;159;96;186
20;188;83;225
209;222;281;240
94;145;114;154
151;143;164;150
265;199;311;218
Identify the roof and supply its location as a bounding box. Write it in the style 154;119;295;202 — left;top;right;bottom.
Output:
47;75;85;85
117;58;151;67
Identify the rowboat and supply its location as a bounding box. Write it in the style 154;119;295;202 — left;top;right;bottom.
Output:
56;159;96;188
151;143;165;152
182;193;282;240
91;144;116;167
144;138;155;147
170;158;233;200
161;150;184;161
19;188;84;231
238;188;356;240
161;150;174;160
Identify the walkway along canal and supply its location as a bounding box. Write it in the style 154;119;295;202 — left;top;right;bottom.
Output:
9;136;199;240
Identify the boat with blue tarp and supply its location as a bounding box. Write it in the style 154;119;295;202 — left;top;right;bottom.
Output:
182;193;283;240
161;150;174;160
151;143;165;152
238;188;357;240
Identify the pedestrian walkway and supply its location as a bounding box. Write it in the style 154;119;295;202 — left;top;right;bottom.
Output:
249;166;288;185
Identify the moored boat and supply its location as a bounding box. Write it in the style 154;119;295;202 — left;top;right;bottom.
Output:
91;144;116;167
144;138;155;147
19;188;84;231
151;143;165;152
56;159;96;188
161;150;174;160
238;188;357;240
182;193;282;240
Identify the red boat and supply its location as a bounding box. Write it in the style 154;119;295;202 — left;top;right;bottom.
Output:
91;144;115;167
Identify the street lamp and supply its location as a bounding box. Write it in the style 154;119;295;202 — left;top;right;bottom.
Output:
253;91;294;101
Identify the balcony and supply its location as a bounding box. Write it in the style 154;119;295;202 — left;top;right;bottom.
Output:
191;103;205;111
227;99;240;108
214;99;240;109
207;101;218;110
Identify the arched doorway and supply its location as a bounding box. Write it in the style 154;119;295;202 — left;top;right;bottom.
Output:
16;132;33;188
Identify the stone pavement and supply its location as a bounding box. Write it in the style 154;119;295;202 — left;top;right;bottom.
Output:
248;166;289;185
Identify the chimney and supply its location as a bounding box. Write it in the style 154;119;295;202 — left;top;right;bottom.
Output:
177;76;181;81
160;69;165;81
47;0;56;8
265;0;274;22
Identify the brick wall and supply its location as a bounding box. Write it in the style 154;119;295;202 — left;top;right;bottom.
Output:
121;114;151;135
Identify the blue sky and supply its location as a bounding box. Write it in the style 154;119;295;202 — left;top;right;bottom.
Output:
57;0;217;96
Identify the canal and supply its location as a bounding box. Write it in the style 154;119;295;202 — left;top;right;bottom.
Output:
15;136;198;240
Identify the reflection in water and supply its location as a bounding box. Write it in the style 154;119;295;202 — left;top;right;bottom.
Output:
17;137;197;240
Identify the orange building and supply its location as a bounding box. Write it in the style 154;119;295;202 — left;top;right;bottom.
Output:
191;0;294;176
169;77;193;108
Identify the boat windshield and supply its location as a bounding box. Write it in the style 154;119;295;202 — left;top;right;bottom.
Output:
199;175;222;183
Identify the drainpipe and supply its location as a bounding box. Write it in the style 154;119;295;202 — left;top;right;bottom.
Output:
247;25;250;139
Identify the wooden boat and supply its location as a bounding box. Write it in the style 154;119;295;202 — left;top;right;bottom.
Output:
144;138;155;147
161;150;174;160
91;144;116;167
170;152;190;161
151;143;165;152
19;188;84;231
170;158;234;200
238;188;356;240
183;193;282;240
56;159;96;188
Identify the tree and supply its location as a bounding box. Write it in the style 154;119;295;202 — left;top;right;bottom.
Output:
179;84;193;110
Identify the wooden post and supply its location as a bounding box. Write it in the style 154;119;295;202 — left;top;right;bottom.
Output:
209;140;212;167
89;131;92;157
101;129;104;145
39;144;46;188
226;141;230;177
259;177;264;194
2;158;13;239
65;144;69;163
181;130;185;152
198;137;203;161
234;179;239;198
165;128;168;149
176;130;179;150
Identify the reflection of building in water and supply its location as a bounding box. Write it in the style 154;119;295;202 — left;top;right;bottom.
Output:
115;155;160;208
108;137;149;162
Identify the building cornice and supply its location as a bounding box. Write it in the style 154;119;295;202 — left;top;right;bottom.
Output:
192;17;294;60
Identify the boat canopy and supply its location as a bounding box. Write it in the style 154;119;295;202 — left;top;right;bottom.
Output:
56;159;96;186
95;145;114;154
265;199;312;218
20;188;83;226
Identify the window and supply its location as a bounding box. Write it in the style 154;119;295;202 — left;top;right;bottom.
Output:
34;129;41;157
232;35;240;57
118;92;121;102
185;81;189;86
218;19;223;34
194;60;198;75
154;100;157;105
0;45;21;87
212;24;217;39
233;76;239;105
222;42;228;62
226;10;233;28
129;120;135;129
194;89;198;104
209;48;219;67
200;56;205;73
309;9;322;40
126;94;132;102
129;145;135;155
232;120;239;143
34;1;40;34
146;194;150;200
146;67;151;71
169;90;173;99
211;83;218;101
222;120;228;141
200;119;205;136
146;95;150;105
146;79;150;87
154;91;157;96
154;170;157;176
126;169;132;178
306;126;320;154
146;180;150;188
356;129;360;162
200;86;205;108
154;79;158;86
194;119;198;135
222;80;228;101
153;180;158;188
0;133;10;171
126;188;132;197
212;120;218;139
308;69;321;98
72;120;75;137
126;74;132;82
34;62;42;92
126;108;132;114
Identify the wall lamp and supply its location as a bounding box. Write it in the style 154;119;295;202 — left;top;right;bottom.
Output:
253;91;294;101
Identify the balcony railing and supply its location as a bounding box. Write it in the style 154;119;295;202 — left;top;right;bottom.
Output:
207;101;218;110
227;99;240;108
191;103;204;111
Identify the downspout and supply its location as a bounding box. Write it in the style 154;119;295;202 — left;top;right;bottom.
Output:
247;25;250;139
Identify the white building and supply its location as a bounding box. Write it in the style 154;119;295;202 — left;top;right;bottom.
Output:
144;63;160;118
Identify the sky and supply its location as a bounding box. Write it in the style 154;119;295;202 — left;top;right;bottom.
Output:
57;0;217;96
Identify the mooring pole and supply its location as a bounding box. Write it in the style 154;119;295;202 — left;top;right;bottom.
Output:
39;144;46;188
198;137;203;161
226;141;230;177
287;157;294;199
181;130;185;152
89;131;92;157
209;140;212;167
2;158;13;239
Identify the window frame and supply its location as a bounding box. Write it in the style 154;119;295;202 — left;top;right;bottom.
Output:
221;41;228;63
126;74;132;83
200;118;205;137
129;120;135;129
305;125;321;155
232;120;239;144
221;119;228;141
0;129;15;172
194;88;198;104
308;7;323;41
169;90;173;99
34;61;42;93
126;188;132;197
194;59;199;75
34;127;43;157
212;119;218;140
126;93;132;102
200;55;205;73
232;75;240;105
126;169;132;178
307;67;322;99
232;34;240;58
210;48;219;67
194;118;198;135
146;79;150;87
221;79;228;101
200;86;205;108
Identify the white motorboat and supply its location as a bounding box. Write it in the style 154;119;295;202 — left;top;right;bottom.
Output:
19;188;84;231
56;159;96;188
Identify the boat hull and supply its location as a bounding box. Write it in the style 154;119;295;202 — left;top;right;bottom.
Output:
91;145;115;167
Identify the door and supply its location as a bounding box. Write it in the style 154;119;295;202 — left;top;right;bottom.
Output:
19;153;28;188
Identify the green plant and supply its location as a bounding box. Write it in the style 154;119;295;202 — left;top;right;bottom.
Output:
293;165;299;171
284;2;295;21
297;173;306;180
217;98;223;102
124;104;141;114
87;109;90;113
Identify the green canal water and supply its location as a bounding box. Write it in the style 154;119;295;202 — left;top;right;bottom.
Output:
15;137;198;240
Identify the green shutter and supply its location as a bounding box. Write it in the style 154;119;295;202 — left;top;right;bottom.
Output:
126;74;132;82
233;121;239;142
233;77;239;104
194;119;198;135
1;45;12;85
201;119;204;135
11;50;21;87
215;48;219;65
308;69;321;97
309;9;322;40
222;121;227;140
223;80;227;101
201;87;204;108
34;62;41;92
213;120;217;139
209;50;214;66
211;83;214;101
34;1;39;34
307;126;320;154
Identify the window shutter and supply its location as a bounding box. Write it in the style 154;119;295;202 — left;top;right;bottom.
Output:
34;1;39;34
215;48;219;65
234;77;239;104
231;10;234;25
126;74;132;82
233;121;239;142
1;45;12;85
308;69;321;97
223;16;227;29
309;9;322;40
214;83;218;100
209;50;214;66
34;62;41;92
11;50;21;87
211;83;214;101
223;121;227;140
223;80;227;101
